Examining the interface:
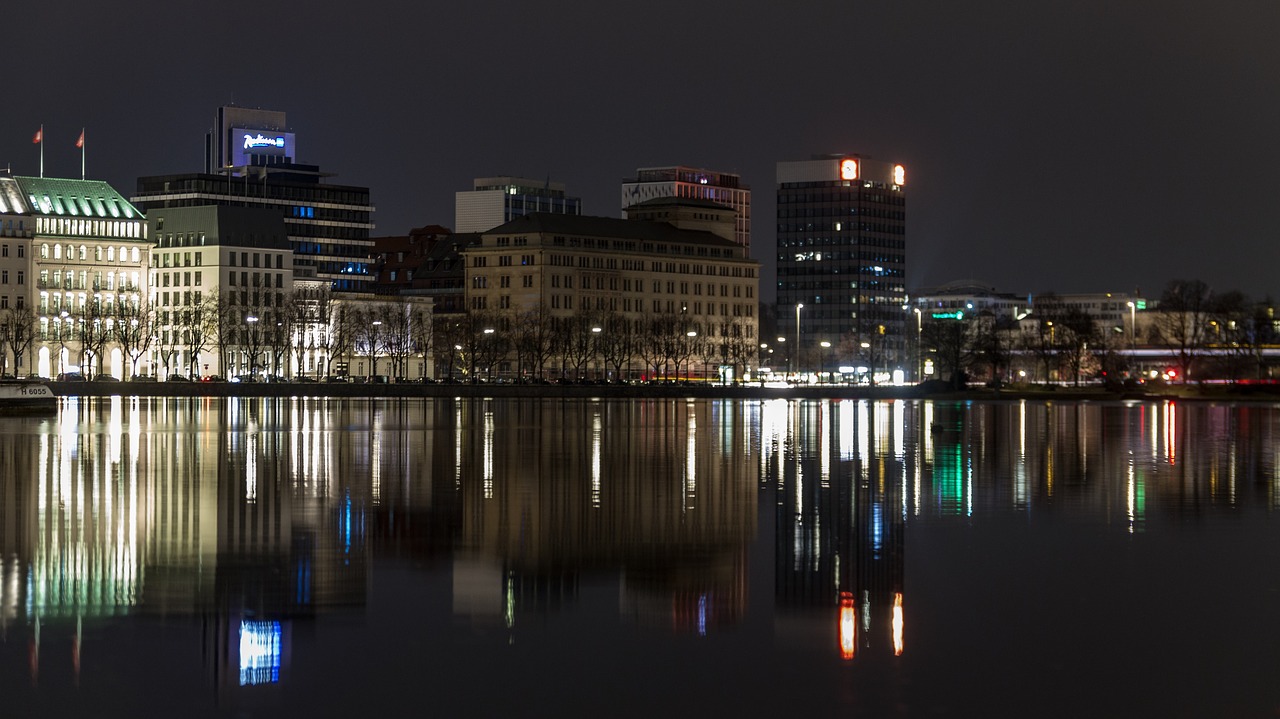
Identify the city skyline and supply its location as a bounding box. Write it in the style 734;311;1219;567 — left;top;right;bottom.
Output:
1;1;1276;303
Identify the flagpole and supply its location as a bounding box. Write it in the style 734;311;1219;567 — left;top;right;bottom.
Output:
80;128;85;180
38;124;43;178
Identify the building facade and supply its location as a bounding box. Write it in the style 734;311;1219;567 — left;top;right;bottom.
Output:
622;166;751;250
0;176;151;378
454;176;582;234
460;213;760;381
146;205;299;378
777;155;907;377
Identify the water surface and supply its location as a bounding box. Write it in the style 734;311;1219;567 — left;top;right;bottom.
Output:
1;397;1278;717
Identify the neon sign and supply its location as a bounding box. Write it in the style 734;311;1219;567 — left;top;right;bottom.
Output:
840;159;858;181
243;133;285;150
931;311;964;320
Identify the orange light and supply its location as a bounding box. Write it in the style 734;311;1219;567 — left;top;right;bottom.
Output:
839;593;857;660
840;159;858;181
894;164;906;186
892;593;904;656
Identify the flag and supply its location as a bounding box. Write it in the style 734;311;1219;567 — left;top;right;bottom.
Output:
32;128;42;144
75;129;84;149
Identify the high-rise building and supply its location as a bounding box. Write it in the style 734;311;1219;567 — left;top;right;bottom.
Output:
454;176;581;233
776;155;907;378
622;166;751;250
134;106;375;292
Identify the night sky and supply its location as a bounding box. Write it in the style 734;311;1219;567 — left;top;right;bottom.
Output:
5;1;1278;302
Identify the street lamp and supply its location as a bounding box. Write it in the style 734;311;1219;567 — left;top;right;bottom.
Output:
1126;301;1136;349
795;303;804;382
913;307;923;384
820;341;831;384
686;331;697;382
592;326;603;381
246;315;258;376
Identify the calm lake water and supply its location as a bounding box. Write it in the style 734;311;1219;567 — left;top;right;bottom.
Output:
2;397;1279;717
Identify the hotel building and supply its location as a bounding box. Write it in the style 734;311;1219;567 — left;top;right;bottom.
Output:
0;176;149;378
134;106;376;293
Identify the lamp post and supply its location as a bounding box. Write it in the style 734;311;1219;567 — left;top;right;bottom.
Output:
1126;301;1136;349
794;303;804;382
913;307;923;384
371;320;383;378
591;326;602;381
777;336;787;380
820;341;831;384
686;330;697;382
246;315;258;376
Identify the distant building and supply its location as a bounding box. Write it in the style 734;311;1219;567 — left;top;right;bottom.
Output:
622;197;737;244
135;106;376;293
369;225;474;315
777;155;908;376
622;166;751;250
145;204;300;378
454;176;582;233
461;213;760;381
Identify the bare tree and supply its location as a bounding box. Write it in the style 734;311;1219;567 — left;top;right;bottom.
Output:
0;306;36;377
184;290;220;378
921;315;972;389
1151;279;1213;383
114;298;157;378
80;297;114;378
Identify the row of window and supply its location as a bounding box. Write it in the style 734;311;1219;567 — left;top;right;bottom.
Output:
40;243;141;263
154;250;204;269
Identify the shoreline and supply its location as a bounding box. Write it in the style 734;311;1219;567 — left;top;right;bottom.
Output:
38;381;1280;404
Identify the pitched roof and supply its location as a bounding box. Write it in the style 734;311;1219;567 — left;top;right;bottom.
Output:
15;176;143;220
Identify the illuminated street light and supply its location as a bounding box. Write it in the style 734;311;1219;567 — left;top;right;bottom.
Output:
795;304;804;382
820;340;831;384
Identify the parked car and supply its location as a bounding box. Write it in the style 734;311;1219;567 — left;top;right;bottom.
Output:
322;375;348;383
292;376;317;383
130;374;157;382
200;374;226;382
96;375;121;382
165;374;192;382
231;375;258;383
56;372;86;382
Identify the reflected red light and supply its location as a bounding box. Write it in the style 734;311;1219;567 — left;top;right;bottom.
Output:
839;592;856;660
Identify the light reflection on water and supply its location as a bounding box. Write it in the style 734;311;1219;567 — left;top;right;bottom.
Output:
1;397;1279;716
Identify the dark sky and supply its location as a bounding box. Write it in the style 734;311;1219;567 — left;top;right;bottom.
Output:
5;0;1278;302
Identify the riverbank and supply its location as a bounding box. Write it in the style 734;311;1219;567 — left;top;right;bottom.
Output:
38;380;1280;403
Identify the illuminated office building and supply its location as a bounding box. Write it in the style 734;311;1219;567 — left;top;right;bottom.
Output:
622;166;751;250
776;155;907;368
134;106;375;292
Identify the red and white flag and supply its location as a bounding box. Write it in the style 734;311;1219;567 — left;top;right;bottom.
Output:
75;129;84;149
32;128;42;144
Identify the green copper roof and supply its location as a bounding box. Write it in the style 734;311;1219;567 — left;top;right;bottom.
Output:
14;176;143;220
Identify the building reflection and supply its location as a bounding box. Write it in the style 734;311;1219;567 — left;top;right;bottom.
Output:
451;399;759;636
2;395;1279;689
769;400;910;660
